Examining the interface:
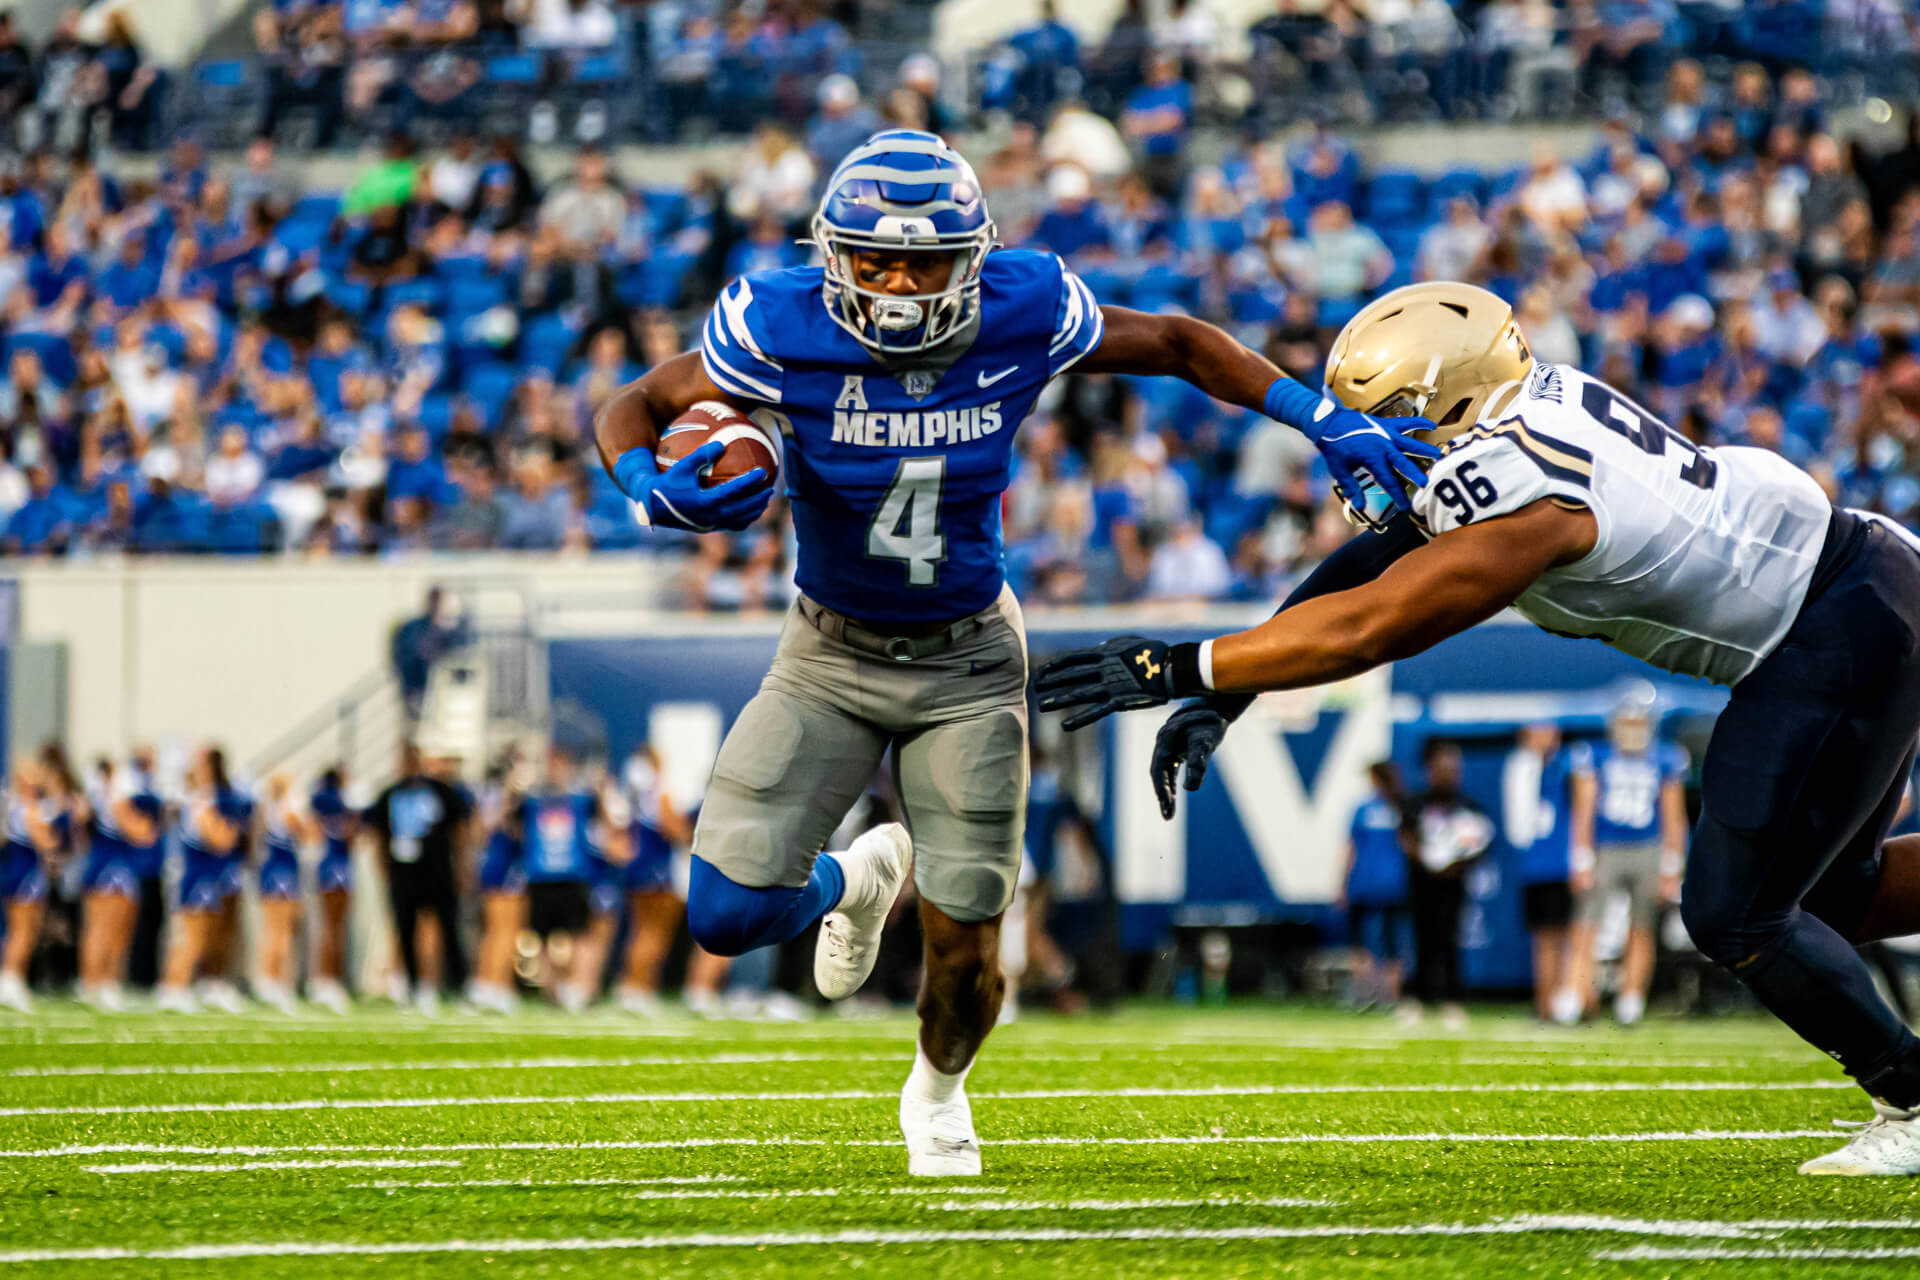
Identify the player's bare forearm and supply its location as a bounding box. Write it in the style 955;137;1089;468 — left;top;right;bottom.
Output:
1076;306;1288;414
1661;781;1688;853
1570;774;1598;852
592;352;743;478
1208;502;1596;694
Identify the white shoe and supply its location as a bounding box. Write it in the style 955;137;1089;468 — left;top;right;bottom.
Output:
1393;999;1424;1027
761;991;810;1022
1440;1002;1469;1032
310;979;351;1016
0;972;33;1013
684;988;723;1018
386;973;410;1005
1549;988;1584;1026
723;990;766;1020
197;980;248;1014
1800;1103;1920;1175
414;987;441;1019
557;983;588;1015
154;985;200;1014
1615;991;1646;1026
815;823;913;1001
900;1084;982;1177
97;981;127;1014
257;981;298;1016
618;987;663;1018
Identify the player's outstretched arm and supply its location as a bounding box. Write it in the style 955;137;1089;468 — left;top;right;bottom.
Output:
1151;512;1426;818
593;353;771;533
1073;305;1441;513
1035;501;1595;729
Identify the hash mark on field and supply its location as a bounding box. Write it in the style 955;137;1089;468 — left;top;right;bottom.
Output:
3;1216;1918;1263
0;1079;1855;1118
86;1159;462;1174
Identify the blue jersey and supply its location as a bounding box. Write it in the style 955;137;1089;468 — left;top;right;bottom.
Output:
92;767;165;876
699;249;1105;622
1519;750;1575;884
310;783;355;861
1572;741;1687;844
1346;797;1408;906
521;791;597;883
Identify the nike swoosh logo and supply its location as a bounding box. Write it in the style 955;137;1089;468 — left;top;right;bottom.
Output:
977;366;1018;388
968;658;1011;676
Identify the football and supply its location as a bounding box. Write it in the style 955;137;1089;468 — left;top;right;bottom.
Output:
656;401;780;492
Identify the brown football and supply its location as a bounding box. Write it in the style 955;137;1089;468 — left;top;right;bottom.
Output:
655;401;781;491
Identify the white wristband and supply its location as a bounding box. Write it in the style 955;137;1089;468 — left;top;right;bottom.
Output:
1197;639;1216;691
1659;850;1684;877
1570;845;1595;875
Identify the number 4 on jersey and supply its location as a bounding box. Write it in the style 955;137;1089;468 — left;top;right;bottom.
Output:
869;457;946;585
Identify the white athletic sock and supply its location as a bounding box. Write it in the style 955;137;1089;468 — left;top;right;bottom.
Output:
905;1045;970;1105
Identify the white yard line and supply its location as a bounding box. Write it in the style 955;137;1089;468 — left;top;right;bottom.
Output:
0;1216;1914;1264
0;1129;1845;1162
1598;1246;1920;1261
926;1197;1337;1211
85;1159;462;1174
357;1175;750;1189
2;1052;917;1079
0;1079;1855;1119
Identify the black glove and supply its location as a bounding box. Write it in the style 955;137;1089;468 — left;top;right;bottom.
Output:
1151;701;1232;820
1034;634;1204;732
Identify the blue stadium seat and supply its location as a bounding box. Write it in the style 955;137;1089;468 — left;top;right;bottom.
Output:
520;312;581;374
463;363;522;425
1364;170;1426;228
273;218;331;258
486;53;543;85
1431;168;1485;207
446;276;508;321
194;60;248;90
572;52;626;84
416;392;455;439
435;254;492;284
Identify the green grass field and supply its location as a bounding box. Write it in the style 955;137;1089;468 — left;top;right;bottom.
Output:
0;1002;1915;1277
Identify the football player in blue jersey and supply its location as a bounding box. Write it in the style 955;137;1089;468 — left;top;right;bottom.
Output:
1558;683;1690;1027
593;130;1437;1177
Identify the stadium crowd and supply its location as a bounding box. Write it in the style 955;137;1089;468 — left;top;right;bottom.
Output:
2;10;1920;612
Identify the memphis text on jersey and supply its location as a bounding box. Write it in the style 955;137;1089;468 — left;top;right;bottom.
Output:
828;375;1007;449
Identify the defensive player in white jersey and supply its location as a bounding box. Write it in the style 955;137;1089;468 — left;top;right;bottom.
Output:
1038;282;1920;1176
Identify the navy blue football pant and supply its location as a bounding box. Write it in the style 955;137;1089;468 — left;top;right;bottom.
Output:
1680;513;1920;1109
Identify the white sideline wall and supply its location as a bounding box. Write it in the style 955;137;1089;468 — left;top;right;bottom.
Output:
13;555;674;766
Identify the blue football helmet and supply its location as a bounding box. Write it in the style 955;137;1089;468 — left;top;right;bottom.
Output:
811;130;997;356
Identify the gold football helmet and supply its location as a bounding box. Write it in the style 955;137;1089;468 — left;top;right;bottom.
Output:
1323;282;1535;529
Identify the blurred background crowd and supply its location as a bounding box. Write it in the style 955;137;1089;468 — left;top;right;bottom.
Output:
3;1;1920;617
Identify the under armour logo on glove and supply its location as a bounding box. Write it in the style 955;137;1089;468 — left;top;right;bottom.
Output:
1034;634;1202;732
1134;648;1161;680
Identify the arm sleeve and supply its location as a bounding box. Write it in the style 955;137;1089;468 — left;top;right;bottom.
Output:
699;275;785;404
1046;260;1106;379
1191;511;1428;724
1567;742;1596;777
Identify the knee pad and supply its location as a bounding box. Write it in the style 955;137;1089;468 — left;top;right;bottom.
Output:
685;857;802;958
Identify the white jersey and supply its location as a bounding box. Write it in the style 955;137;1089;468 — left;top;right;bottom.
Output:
1411;362;1833;686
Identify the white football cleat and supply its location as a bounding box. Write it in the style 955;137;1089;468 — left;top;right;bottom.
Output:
0;972;33;1013
310;978;352;1016
1800;1103;1920;1176
900;1084;983;1177
815;823;913;1001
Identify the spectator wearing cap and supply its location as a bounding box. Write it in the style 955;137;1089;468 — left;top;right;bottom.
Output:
895;55;954;136
806;75;883;175
1122;49;1192;201
1029;166;1111;263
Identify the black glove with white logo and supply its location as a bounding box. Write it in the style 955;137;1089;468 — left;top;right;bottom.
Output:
1033;635;1206;732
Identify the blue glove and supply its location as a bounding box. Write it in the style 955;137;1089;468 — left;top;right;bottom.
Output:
613;441;773;533
1151;701;1231;820
1264;380;1442;512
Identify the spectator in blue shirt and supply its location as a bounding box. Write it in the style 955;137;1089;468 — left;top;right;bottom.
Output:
27;222;87;307
1342;761;1412;1009
1122;50;1192;200
3;464;75;555
1028;165;1111;262
1006;0;1081;123
805;75;882;175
